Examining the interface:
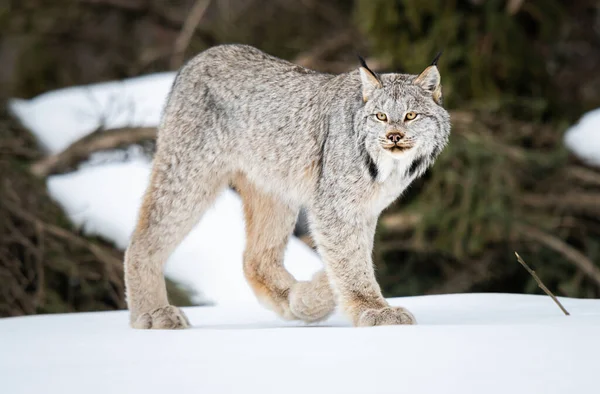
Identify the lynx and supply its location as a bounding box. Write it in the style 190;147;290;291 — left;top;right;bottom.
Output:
124;44;450;329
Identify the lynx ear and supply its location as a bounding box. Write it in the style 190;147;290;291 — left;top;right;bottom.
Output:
414;52;443;104
358;55;382;102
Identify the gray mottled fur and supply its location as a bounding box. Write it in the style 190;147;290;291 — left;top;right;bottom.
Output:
124;44;450;328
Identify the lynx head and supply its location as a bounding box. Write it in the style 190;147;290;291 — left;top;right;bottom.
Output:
358;55;450;167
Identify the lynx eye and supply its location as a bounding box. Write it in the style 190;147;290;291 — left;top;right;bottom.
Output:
405;112;417;121
375;112;388;122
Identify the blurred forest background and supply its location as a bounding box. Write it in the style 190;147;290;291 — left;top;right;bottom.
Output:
2;0;600;317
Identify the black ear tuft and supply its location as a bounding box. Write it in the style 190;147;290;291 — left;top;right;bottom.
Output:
357;54;368;69
358;53;382;100
431;51;443;67
357;54;378;77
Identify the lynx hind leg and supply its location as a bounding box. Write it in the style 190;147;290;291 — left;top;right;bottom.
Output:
125;158;227;329
235;175;336;323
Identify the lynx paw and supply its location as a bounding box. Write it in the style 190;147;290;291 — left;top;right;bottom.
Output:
131;305;190;329
357;306;416;327
289;280;336;323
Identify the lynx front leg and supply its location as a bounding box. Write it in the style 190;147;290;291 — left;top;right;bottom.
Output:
310;212;416;327
235;175;336;322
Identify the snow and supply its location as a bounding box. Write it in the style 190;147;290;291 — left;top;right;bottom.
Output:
9;73;321;305
1;293;599;394
564;108;600;167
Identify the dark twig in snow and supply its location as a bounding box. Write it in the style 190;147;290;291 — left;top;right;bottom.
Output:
514;252;570;316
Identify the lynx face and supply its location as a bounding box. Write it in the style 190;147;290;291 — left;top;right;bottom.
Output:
359;61;450;163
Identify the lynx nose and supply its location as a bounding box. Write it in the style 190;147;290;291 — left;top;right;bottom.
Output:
386;132;404;144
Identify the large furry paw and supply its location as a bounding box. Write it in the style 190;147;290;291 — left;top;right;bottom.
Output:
288;280;336;323
131;305;190;329
357;306;416;327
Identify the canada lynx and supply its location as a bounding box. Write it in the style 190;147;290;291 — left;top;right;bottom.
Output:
124;44;450;328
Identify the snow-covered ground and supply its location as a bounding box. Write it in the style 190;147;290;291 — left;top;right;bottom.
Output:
9;74;321;305
1;293;599;394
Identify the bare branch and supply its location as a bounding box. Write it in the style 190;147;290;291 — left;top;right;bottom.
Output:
170;0;212;70
566;166;600;187
293;29;356;69
516;223;600;288
521;193;600;216
0;196;126;309
514;252;570;316
30;127;157;177
506;0;525;15
380;213;422;233
426;257;493;295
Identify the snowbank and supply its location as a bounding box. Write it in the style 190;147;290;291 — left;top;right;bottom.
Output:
9;73;321;305
8;73;176;153
564;108;600;167
1;293;599;394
